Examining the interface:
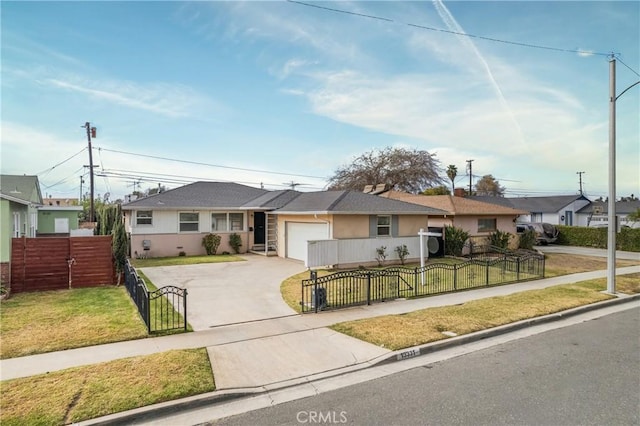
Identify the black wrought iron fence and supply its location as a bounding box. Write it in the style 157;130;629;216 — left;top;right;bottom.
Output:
124;260;188;333
301;252;544;313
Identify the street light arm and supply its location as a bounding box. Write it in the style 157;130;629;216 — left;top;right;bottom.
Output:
615;80;640;101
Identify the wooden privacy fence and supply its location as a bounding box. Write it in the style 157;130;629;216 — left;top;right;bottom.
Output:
10;236;115;293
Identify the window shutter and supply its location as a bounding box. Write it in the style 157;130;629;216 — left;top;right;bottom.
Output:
369;215;377;237
392;215;399;237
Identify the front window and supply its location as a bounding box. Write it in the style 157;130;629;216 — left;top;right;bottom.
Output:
478;218;497;232
136;210;153;226
179;212;199;232
377;215;391;236
211;212;245;232
230;213;243;231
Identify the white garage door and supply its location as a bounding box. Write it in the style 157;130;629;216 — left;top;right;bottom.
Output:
286;222;329;261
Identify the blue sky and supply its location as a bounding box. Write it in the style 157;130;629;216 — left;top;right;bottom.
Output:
2;1;639;202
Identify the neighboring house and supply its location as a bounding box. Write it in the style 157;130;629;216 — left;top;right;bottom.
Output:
38;205;83;236
121;181;446;262
577;200;640;229
0;175;43;283
471;195;591;226
379;191;527;248
273;190;446;261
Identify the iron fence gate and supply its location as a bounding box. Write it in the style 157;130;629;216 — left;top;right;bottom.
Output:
124;260;188;333
301;252;544;313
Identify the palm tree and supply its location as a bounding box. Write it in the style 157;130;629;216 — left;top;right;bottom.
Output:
446;165;458;194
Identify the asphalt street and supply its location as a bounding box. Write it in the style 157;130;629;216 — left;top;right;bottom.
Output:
209;307;640;426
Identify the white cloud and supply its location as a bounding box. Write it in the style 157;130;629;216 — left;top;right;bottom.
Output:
45;77;217;119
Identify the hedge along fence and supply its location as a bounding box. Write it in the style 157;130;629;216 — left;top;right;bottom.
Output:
556;225;640;252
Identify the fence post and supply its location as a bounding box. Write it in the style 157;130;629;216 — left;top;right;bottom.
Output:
486;260;490;286
366;272;371;305
183;289;188;331
146;288;151;334
453;265;457;290
517;257;521;281
414;267;418;298
312;270;318;314
542;255;546;278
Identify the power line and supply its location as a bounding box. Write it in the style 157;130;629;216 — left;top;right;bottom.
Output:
36;147;87;176
288;0;614;57
97;169;324;191
616;55;640;77
95;147;327;180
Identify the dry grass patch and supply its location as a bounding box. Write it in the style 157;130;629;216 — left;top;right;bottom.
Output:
616;273;640;293
330;279;616;351
281;270;333;313
0;287;147;359
0;348;214;426
544;253;638;277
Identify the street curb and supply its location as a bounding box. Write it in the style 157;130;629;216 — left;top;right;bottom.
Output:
76;293;640;426
373;292;640;367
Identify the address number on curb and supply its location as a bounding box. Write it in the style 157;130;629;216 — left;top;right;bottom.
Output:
397;348;420;361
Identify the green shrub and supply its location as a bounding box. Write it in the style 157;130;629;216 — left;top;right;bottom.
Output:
557;225;640;252
201;233;221;255
518;229;537;250
488;229;511;250
445;226;470;257
178;251;186;257
375;246;388;266
395;244;410;265
229;233;242;254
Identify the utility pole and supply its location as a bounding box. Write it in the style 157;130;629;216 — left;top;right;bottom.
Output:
466;159;474;195
577;171;585;195
83;122;97;222
79;175;85;202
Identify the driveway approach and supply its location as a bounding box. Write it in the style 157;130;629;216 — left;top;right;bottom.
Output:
140;255;307;330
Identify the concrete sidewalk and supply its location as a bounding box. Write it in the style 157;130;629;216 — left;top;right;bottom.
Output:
2;265;638;384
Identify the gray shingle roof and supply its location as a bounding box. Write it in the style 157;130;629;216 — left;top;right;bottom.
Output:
0;175;42;204
275;190;447;215
577;200;640;214
471;195;589;213
121;181;267;209
240;190;301;210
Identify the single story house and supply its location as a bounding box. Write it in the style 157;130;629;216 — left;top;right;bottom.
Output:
1;175;43;283
577;200;640;229
121;181;447;263
379;191;528;249
471;194;591;226
37;204;83;236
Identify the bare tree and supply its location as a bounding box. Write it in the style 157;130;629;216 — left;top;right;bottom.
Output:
475;174;505;196
328;147;443;193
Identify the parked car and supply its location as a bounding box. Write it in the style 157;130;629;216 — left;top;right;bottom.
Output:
516;222;559;245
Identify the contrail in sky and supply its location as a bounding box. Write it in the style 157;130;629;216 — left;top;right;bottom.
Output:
432;0;526;146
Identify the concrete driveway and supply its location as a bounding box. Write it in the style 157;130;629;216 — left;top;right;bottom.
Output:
140;255;307;330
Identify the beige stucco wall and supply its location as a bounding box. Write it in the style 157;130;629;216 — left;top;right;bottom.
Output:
397;214;431;236
130;232;252;258
453;215;519;250
332;215;368;238
276;213;435;258
125;208;258;257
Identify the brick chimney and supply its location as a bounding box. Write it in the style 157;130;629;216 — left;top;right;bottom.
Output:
454;187;466;197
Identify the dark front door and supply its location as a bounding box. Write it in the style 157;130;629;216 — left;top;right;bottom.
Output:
254;212;265;245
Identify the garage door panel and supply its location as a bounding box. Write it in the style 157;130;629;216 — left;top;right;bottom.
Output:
286;222;329;261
